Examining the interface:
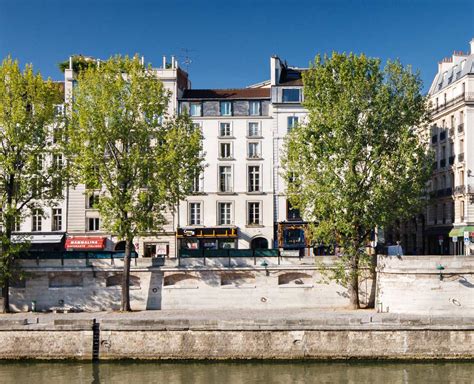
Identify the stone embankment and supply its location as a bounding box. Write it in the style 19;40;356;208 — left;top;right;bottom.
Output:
0;309;473;360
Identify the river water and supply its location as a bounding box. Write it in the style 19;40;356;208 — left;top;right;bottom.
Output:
0;361;472;383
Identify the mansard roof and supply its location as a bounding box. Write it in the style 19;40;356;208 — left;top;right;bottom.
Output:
181;88;270;100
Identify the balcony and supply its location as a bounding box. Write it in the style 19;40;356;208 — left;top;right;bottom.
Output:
440;158;446;168
458;123;464;133
449;155;455;165
458;153;464;162
431;93;465;114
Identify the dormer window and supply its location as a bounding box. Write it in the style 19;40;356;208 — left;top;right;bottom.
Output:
220;101;232;116
249;101;261;116
190;102;202;117
282;88;301;102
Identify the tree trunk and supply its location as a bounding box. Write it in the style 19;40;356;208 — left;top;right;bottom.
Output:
348;254;360;309
366;253;377;308
1;276;10;314
121;237;132;312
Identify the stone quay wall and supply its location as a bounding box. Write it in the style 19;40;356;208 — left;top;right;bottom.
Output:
376;255;474;315
9;257;373;312
0;317;473;360
6;255;474;315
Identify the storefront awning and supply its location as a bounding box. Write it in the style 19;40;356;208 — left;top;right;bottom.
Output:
65;237;106;250
449;226;474;237
11;234;64;244
177;227;238;238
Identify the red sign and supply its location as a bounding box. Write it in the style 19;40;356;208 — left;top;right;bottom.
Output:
65;237;106;250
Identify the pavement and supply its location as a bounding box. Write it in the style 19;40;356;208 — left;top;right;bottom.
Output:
1;308;473;329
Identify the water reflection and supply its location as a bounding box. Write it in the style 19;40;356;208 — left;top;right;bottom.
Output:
0;361;472;384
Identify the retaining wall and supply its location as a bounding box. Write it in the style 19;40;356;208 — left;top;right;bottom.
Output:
376;255;474;315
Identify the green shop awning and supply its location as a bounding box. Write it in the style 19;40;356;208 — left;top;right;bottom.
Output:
449;226;474;237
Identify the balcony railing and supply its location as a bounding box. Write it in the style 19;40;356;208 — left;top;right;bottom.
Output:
458;153;464;162
449;155;455;165
432;93;465;113
458;123;464;133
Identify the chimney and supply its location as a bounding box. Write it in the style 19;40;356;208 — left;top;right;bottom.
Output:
162;56;166;69
141;56;145;66
471;38;474;54
69;56;72;70
171;55;176;69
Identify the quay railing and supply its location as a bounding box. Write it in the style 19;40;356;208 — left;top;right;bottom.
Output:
178;248;281;266
18;251;138;265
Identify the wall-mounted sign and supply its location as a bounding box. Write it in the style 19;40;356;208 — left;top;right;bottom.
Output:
65;237;106;250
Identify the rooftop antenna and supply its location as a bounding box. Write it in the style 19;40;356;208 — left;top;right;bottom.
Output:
179;48;197;73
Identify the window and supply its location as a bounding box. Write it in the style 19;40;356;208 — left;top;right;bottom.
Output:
219;166;232;192
52;176;63;195
248;122;260;137
52;124;64;144
249;101;261;116
34;154;44;171
248;202;261;225
219;142;232;159
31;177;42;198
248;166;261;192
287;201;301;221
219;122;232;137
220;101;232;116
87;192;100;209
53;104;64;116
190;103;202;117
192;173;203;193
189;202;201;225
88;217;100;231
287;116;299;132
248;142;261;158
218;202;232;225
32;209;42;232
52;208;62;231
282;88;301;102
52;154;63;170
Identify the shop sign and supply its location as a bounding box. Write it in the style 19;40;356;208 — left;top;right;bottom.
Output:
156;243;168;256
452;236;458;242
464;231;470;245
65;237;106;250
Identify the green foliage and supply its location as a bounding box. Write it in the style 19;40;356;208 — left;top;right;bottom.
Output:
58;55;98;73
0;56;68;308
68;55;203;309
282;52;432;307
69;54;203;239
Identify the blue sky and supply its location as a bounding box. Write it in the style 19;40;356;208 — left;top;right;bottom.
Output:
0;0;473;92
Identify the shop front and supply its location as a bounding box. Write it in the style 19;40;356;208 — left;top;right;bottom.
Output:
12;233;66;253
177;227;238;251
425;226;451;255
65;236;110;251
448;226;474;255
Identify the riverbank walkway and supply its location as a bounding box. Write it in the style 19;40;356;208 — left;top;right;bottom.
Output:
1;308;473;329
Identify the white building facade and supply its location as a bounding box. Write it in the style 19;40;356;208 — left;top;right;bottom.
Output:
425;39;474;255
177;88;275;252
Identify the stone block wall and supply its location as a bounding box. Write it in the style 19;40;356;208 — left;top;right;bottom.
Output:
376;255;474;315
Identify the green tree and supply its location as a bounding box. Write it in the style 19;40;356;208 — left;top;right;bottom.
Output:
158;114;204;227
68;55;203;311
0;57;66;313
283;53;432;309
